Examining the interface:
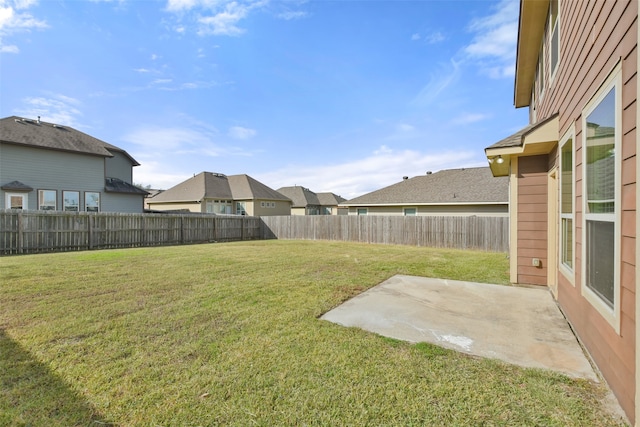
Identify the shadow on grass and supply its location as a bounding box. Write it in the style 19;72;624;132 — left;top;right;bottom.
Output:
0;329;115;426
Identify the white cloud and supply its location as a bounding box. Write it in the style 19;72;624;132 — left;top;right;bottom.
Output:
123;126;216;152
15;94;83;127
413;59;461;106
228;125;257;140
463;0;519;78
425;31;444;44
450;113;491;125
1;43;17;52
411;33;420;41
277;10;307;20
165;0;270;37
257;146;482;199
396;123;414;133
0;0;48;53
197;2;255;36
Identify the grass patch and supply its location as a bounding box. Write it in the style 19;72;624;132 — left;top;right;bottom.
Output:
0;240;624;425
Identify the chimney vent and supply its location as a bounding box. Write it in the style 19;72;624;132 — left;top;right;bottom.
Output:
402;176;408;180
426;171;432;175
37;116;40;124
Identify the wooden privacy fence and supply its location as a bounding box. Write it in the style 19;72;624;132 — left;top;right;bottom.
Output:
0;211;508;255
0;211;262;255
261;215;509;252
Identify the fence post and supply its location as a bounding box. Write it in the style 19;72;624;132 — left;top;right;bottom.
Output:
180;215;184;244
17;210;24;254
88;214;94;250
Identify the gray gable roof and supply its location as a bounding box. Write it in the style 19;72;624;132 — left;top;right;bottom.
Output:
317;192;346;205
276;186;321;208
0;116;140;166
342;167;508;205
148;172;290;203
228;174;291;201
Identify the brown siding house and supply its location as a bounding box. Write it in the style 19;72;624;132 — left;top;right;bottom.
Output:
485;1;638;423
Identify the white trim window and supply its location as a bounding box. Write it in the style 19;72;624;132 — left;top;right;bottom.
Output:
38;189;57;211
356;208;367;216
403;207;417;216
236;201;247;215
63;191;80;212
85;192;100;212
5;192;27;210
581;64;621;331
559;130;574;276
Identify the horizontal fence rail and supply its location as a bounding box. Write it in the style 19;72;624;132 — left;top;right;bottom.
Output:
0;211;261;255
261;215;509;252
1;211;508;255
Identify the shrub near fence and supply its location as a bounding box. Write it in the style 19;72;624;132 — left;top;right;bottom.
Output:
261;215;509;252
0;211;262;255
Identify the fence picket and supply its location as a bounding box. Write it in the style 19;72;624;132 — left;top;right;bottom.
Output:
0;211;508;255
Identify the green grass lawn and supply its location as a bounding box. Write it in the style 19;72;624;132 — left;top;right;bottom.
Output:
0;240;625;426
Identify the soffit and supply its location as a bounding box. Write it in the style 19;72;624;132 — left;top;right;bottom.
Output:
514;0;550;108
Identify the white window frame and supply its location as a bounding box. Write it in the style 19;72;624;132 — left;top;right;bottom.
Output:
403;207;417;216
5;192;27;210
559;126;574;282
38;189;57;211
63;190;80;212
581;62;622;333
85;192;100;212
356;208;367;216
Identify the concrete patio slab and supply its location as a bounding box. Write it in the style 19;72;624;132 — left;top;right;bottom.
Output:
321;274;598;381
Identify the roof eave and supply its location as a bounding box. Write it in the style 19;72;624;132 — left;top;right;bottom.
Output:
339;202;508;207
514;0;550;108
486;113;559;177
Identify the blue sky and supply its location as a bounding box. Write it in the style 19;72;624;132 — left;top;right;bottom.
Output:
0;0;528;199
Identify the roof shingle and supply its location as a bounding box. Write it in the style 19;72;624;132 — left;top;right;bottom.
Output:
342;167;508;205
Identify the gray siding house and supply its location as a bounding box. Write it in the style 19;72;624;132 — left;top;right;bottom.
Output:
341;167;509;216
0;116;147;212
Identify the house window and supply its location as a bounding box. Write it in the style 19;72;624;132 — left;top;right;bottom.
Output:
236;201;247;215
261;201;265;208
63;191;80;211
559;132;573;273
85;192;100;212
357;208;367;216
549;0;559;80
5;193;27;210
38;190;57;211
582;66;620;325
403;208;417;216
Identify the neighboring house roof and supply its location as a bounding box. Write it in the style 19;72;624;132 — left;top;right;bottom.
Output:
105;178;149;195
342;167;508;206
317;192;347;206
228;174;290;201
276;186;321;208
148;172;290;203
0;116;140;166
1;180;33;191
